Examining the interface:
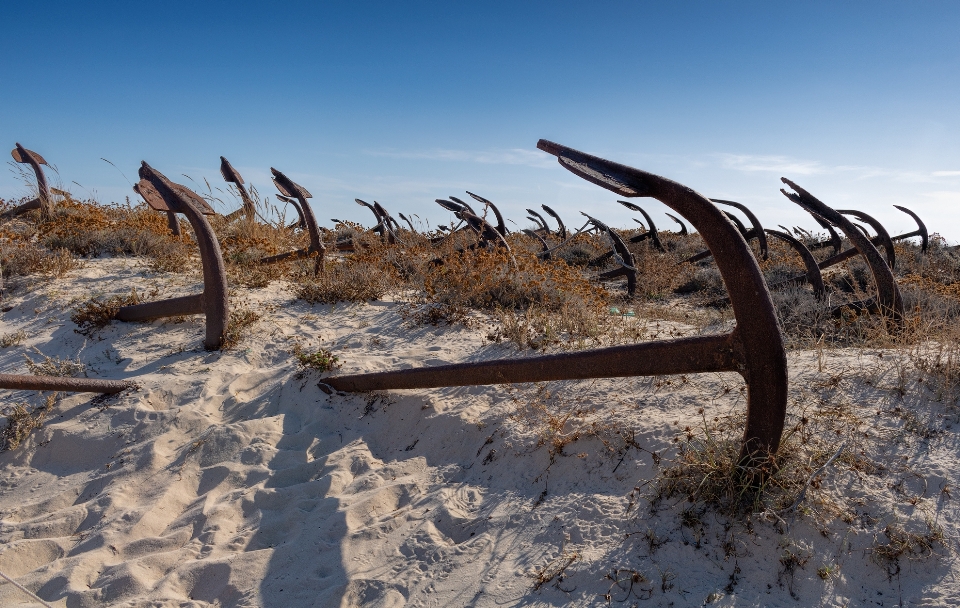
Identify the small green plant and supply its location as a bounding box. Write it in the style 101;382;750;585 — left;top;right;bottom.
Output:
293;343;341;372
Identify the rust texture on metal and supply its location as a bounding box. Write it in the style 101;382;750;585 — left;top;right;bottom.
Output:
582;212;637;296
133;180;182;236
712;200;768;260
764;229;825;299
219;156;257;221
277;194;307;230
681;201;768;265
540;204;566;239
523;229;552;259
466;191;508;236
780;179;904;332
3;143;52;218
373;201;403;243
722;211;748;236
328;141;788;464
119;164;229;350
665;213;688;235
838;209;895;269
398;212;417;233
807;213;843;254
0;373;134;394
260;169;325;273
526;208;551;234
891;205;929;252
619;201;665;251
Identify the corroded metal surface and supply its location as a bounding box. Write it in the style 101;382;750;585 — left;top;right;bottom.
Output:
328;141;788;464
260;169;325;273
665;213;688;235
466;191;508;236
620;201;664;251
6;143;51;217
277;194;307;230
584;212;637;295
838;209;895;269
120;164;229;350
540;204;566;239
681;201;767;264
220;156;256;221
0;373;134;394
891;205;929;252
780;179;904;332
713;200;768;260
764;229;825;299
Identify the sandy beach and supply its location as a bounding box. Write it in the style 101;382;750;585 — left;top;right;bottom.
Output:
0;254;957;607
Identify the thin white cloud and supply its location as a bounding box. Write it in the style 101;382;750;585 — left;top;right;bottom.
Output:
365;148;556;169
716;153;826;175
715;153;960;183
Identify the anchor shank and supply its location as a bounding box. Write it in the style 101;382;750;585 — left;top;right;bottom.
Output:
326;333;740;392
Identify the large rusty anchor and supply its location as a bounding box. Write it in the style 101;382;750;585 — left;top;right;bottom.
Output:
0;374;133;394
2;144;53;219
258;169;325;274
120;163;229;350
780;180;904;332
327;141;788;464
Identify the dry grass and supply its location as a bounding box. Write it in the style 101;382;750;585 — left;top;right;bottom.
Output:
71;288;144;336
24;348;85;377
1;394;55;451
221;305;263;350
0;329;26;348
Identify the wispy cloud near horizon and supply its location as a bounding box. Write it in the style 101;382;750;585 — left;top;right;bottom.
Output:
364;147;556;169
715;153;960;183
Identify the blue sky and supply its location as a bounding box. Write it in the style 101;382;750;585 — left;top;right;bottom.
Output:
2;1;958;240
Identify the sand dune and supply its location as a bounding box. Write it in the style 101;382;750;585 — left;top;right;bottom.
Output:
1;258;958;607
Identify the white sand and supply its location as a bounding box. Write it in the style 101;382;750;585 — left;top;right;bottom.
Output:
1;258;959;607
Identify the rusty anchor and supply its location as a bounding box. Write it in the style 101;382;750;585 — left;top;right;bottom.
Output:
665;213;688;235
806;214;843;254
584;213;637;296
682;200;768;264
619;201;665;251
889;205;928;252
397;212;417;233
0;373;133;394
465;192;509;237
526;208;552;235
764;229;826;299
327;140;788;464
540;204;566;239
277;194;308;230
2;144;53;219
258;169;325;273
120;163;229;350
356;199;402;244
780;179;904;332
811;209;897;272
219;156;261;222
705;226;826;309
